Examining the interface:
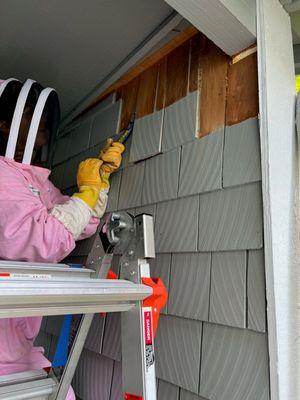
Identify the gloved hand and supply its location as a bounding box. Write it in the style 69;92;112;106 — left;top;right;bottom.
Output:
73;158;103;209
99;141;125;189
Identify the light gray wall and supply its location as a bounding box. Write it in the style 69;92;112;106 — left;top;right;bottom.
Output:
38;91;270;400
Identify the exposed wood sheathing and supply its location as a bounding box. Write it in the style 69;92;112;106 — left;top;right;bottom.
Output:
199;40;229;137
226;52;259;125
98;30;258;139
45;28;267;400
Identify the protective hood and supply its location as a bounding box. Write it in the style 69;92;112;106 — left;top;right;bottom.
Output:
0;78;60;165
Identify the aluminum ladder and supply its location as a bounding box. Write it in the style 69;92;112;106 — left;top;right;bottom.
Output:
0;212;159;400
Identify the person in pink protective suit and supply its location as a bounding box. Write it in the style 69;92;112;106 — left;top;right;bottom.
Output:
0;78;125;399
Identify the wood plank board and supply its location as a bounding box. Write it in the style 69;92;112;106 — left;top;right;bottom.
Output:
119;76;140;130
189;33;205;92
156;58;167;111
135;64;158;119
165;41;190;107
199;40;229;137
226;52;259;125
85;26;199;113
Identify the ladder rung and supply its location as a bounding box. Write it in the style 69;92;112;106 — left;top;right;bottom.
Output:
0;278;152;318
0;261;92;280
0;370;47;387
0;377;55;400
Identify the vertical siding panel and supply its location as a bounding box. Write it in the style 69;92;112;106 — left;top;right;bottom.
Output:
199;40;229;137
189;33;205;93
157;380;179;400
135;64;158;119
165;42;190;107
156;58;167;111
226;52;259;125
119;76;140;130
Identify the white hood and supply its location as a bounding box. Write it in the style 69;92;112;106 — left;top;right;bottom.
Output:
0;78;60;165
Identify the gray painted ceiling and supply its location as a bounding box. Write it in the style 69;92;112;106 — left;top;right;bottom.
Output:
0;0;173;118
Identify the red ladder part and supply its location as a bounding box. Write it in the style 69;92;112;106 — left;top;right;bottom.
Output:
141;277;168;337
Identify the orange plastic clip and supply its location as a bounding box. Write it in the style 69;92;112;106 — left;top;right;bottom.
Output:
141;277;168;337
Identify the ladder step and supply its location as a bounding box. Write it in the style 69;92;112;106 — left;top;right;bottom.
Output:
0;278;152;318
0;370;55;400
0;261;92;280
0;370;47;387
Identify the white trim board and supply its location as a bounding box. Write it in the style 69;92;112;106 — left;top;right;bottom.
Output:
257;1;299;399
164;0;256;55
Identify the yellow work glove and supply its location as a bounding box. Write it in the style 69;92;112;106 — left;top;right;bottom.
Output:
99;141;125;189
73;158;103;209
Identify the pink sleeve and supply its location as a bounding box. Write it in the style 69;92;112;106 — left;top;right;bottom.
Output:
48;180;100;241
0;178;75;264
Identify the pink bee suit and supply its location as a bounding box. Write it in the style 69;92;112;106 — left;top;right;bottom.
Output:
0;79;108;400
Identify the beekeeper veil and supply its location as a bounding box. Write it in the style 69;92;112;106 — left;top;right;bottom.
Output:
0;78;60;165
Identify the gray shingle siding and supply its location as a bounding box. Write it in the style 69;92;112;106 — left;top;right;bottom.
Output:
162;91;198;151
157;380;180;400
130;110;164;162
47;92;269;399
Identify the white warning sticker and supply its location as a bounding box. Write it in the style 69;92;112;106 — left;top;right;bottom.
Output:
0;273;52;280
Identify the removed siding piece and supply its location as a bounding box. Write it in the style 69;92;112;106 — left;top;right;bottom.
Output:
198;183;263;251
118;162;145;209
102;313;121;361
165;41;189;107
52;134;71;166
226;53;259;126
200;324;270;400
135;65;158;119
156;315;202;393
89;101;121;147
248;249;267;332
73;351;114;400
210;251;247;328
162;91;198;151
142;148;181;205
150;254;171;314
157;380;179;400
106;170;122;212
223;117;261;187
85;315;105;353
178;129;223;197
155;196;199;253
168;253;211;321
199;41;229;137
129;110;164;162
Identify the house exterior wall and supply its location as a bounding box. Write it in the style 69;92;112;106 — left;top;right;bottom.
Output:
38;32;269;400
